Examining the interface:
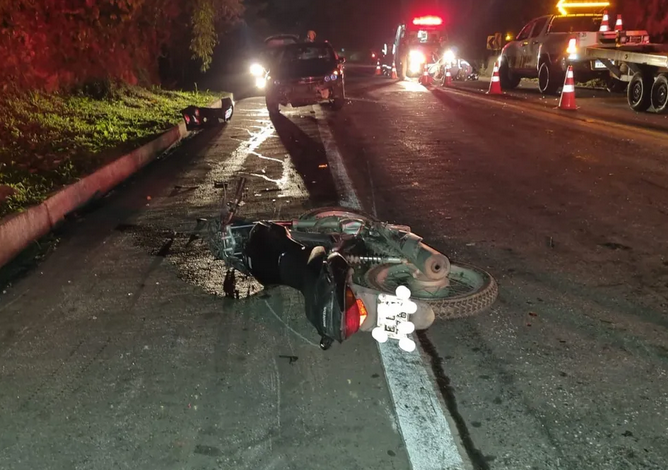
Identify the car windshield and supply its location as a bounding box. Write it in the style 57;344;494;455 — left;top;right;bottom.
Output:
550;16;602;33
265;37;298;47
404;30;443;45
279;45;335;63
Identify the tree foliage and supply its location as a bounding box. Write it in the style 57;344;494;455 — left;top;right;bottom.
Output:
0;0;243;91
618;0;668;42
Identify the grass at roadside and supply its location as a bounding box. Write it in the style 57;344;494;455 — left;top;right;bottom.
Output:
0;85;224;218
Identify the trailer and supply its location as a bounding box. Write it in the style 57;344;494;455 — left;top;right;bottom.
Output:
585;37;668;113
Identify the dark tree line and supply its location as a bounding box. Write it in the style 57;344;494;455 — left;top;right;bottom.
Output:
0;0;244;91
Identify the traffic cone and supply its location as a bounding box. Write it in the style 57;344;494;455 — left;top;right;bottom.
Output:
375;60;381;76
559;66;577;110
615;14;623;32
487;61;502;94
444;69;453;86
599;10;609;32
391;62;398;79
421;63;432;85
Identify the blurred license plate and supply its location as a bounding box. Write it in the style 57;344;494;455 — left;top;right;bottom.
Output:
594;60;607;69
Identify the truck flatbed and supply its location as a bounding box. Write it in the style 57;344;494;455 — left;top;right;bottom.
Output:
583;43;668;113
585;44;668;69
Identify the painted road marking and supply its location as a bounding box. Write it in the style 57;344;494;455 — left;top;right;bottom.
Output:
313;106;466;470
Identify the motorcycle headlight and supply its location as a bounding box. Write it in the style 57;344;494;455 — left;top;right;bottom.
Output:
255;76;266;89
250;63;265;77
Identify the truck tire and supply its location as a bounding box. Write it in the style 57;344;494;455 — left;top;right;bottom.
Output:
499;59;520;90
627;71;653;112
651;74;668;114
538;61;563;95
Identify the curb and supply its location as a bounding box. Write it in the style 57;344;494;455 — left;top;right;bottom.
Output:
0;97;227;269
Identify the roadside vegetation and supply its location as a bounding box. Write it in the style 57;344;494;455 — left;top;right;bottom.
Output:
0;85;222;217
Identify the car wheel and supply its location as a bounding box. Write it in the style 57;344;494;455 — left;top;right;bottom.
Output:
331;83;346;110
651;73;668;114
538;61;563;95
265;95;280;115
499;59;520;90
628;71;653;112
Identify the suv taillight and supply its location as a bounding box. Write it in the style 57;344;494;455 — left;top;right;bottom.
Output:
567;38;579;59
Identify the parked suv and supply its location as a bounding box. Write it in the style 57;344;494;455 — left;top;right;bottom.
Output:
500;14;609;94
265;42;346;114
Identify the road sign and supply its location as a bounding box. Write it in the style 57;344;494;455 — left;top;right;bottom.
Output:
487;33;504;51
556;0;610;15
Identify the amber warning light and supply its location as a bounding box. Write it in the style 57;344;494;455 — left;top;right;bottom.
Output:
556;0;610;15
412;16;443;26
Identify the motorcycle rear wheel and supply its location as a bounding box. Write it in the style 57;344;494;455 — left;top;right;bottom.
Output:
298;207;498;319
358;262;498;320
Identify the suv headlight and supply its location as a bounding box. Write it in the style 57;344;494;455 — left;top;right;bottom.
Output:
324;71;339;82
250;63;265;77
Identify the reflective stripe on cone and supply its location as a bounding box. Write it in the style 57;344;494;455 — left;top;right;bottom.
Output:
488;62;502;94
559;65;577;111
599;11;609;32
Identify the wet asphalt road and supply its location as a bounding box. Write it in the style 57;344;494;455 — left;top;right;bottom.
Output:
1;66;668;470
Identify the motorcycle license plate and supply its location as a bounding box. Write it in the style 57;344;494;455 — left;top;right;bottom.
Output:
372;286;418;352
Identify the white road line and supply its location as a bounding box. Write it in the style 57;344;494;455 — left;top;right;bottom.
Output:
312;108;360;209
313;106;466;470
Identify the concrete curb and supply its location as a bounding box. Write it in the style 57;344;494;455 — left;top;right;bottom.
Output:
0;98;226;269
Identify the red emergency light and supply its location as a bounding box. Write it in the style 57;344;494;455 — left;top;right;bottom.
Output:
412;16;443;26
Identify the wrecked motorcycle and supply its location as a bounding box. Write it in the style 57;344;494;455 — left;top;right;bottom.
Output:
209;179;498;352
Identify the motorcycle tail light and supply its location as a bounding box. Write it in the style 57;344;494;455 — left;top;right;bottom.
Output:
344;287;367;338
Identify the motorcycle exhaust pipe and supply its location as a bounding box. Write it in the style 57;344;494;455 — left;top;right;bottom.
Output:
381;229;450;281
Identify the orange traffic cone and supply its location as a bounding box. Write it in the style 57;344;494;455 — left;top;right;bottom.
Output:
375;60;381;76
391;63;398;79
421;64;432;85
599;10;610;32
615;14;623;32
444;69;453;86
487;61;502;94
559;66;577;110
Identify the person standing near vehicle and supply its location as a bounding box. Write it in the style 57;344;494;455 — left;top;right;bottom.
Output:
304;30;316;42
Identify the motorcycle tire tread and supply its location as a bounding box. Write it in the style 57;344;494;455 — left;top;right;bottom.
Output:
298;206;380;223
298;207;499;319
428;271;498;320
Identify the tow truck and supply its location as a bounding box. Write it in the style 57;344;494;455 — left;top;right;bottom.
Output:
392;14;449;80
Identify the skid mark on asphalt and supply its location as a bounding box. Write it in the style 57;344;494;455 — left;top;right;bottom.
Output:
265;299;319;348
313;105;467;470
190;108;275;204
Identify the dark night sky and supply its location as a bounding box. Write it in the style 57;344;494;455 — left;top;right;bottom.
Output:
243;0;566;57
